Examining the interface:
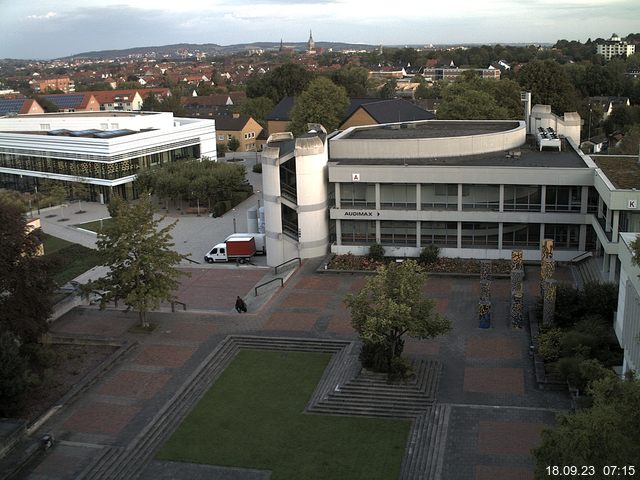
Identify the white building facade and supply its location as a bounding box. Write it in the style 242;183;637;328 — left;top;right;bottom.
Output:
0;111;216;201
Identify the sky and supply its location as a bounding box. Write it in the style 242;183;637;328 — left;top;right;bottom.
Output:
0;0;639;59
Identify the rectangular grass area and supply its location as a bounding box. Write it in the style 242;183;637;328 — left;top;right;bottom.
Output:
75;218;113;233
157;349;411;480
41;233;102;285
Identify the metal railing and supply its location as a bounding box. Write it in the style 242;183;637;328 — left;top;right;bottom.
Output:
183;256;201;265
171;301;187;312
254;278;283;296
275;257;301;275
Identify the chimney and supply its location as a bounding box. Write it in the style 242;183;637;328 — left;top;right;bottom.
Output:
233;112;240;119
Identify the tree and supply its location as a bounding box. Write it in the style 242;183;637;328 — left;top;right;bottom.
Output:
344;260;451;373
227;136;240;152
331;66;371;97
379;79;397;99
533;375;640;477
240;96;274;129
0;330;29;416
0;200;53;342
437;76;522;120
288;77;349;135
84;195;188;327
610;125;640;154
632;235;640;268
246;63;314;104
517;60;579;114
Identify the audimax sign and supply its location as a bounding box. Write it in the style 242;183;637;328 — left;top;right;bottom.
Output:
343;211;380;217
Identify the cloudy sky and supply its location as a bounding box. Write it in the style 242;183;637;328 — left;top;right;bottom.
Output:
1;0;638;59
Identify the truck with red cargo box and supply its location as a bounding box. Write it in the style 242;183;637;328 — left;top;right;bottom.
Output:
204;237;256;263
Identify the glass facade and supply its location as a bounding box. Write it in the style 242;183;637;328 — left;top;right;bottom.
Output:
380;184;416;210
544;224;580;249
420;221;458;246
461;185;500;211
503;185;541;212
340;183;375;208
502;223;541;248
279;157;297;203
380;221;416;245
341;220;376;245
421;184;457;210
0;145;200;181
545;186;581;212
461;222;500;247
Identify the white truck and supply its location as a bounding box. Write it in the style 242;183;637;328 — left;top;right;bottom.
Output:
225;233;266;255
204;237;256;264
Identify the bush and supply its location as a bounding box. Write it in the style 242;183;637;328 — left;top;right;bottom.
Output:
368;243;385;261
252;163;262;173
0;331;29;416
419;245;440;264
537;328;563;362
359;341;389;372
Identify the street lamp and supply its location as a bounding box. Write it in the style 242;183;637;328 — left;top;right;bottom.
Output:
232;208;237;233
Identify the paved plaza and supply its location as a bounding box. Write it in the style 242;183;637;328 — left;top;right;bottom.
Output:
11;256;572;480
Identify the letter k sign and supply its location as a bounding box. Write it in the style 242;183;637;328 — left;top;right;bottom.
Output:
629;199;638;209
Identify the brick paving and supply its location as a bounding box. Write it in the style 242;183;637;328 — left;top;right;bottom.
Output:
63;402;141;435
19;261;575;480
477;421;546;455
133;345;196;369
463;367;525;395
97;370;171;399
465;337;522;360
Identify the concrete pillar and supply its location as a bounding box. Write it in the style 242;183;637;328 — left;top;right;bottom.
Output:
602;253;610;274
539;224;545;247
335;219;342;246
598;196;604;218
457;221;462;249
540;185;546;213
458;184;463;211
612;210;620;240
335;183;341;208
498;222;504;251
375;183;381;210
416;221;421;249
499;184;504;213
579;224;587;251
580;186;589;214
609;255;617;282
605;207;612;232
376;220;380;244
416;184;421;211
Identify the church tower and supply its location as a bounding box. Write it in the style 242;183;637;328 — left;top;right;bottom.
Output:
307;30;316;54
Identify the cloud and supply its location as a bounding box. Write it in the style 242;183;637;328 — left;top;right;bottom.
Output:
26;11;58;20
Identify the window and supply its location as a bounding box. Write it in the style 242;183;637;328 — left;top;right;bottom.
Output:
340;183;375;208
504;185;541;212
40;124;50;131
544;224;579;249
110;123;119;129
461;223;500;247
341;220;376;245
502;223;540;248
218;135;224;141
422;184;457;210
421;221;457;246
227;134;232;141
380;184;416;209
461;185;499;211
545;186;581;212
380;221;416;245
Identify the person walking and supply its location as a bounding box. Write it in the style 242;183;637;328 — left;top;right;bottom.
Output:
235;295;247;313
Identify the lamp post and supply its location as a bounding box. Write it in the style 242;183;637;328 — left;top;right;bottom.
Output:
232;208;237;233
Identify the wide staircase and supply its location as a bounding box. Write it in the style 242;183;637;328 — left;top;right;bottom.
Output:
78;335;446;480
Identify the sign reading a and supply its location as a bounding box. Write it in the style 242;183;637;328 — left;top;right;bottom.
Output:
352;173;360;182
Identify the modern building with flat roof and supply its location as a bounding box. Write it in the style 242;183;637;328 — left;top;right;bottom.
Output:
0;111;216;201
261;105;640;376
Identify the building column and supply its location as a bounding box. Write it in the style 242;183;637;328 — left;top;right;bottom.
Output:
612;210;620;240
598;196;604;219
375;183;381;210
605;207;612;232
376;220;381;244
540;185;546;213
499;184;504;213
602;252;610;274
457;184;463;211
539;224;545;248
498;222;504;251
579;224;587;251
416;184;421;211
580;186;589;214
608;255;617;282
335;183;341;209
457;221;462;249
335;219;342;246
416;221;421;249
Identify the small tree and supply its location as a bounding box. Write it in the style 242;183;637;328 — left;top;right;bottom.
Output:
288;77;349;135
631;234;640;268
0;330;29;416
227;136;240;152
345;260;451;374
84;195;188;327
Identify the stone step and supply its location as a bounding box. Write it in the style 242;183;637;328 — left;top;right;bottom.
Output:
321;395;431;410
335;386;432;401
309;405;422;419
77;446;124;480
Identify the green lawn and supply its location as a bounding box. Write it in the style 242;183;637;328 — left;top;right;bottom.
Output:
157;350;411;480
41;233;102;285
75;218;113;233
